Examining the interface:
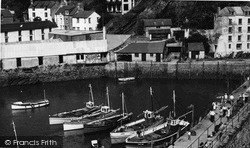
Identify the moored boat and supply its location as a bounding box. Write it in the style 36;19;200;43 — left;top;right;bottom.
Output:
110;87;168;144
49;84;101;125
11;90;49;110
118;77;135;82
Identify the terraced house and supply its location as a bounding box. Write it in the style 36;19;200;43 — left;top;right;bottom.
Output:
55;5;78;30
214;6;250;57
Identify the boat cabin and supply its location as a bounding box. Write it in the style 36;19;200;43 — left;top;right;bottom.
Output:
101;106;110;113
143;110;155;119
86;101;94;108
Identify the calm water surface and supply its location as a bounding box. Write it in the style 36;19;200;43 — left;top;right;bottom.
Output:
0;78;241;147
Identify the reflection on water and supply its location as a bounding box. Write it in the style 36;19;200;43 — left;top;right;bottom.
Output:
0;78;240;148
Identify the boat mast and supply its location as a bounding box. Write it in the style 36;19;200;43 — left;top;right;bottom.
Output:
150;87;153;111
173;90;176;118
122;92;125;117
106;87;110;107
43;89;46;100
12;120;19;148
89;84;94;103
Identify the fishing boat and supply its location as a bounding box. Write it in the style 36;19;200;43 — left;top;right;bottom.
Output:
49;84;101;125
110;87;167;144
63;87;124;131
125;90;191;146
11;90;49;110
118;77;135;82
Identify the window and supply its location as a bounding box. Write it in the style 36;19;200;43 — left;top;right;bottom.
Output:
88;18;91;23
16;58;21;67
248;18;250;24
228;27;232;33
124;0;128;2
238;27;242;33
239;18;242;25
30;36;33;41
45;7;47;10
248;35;250;41
32;7;35;11
29;30;33;35
248;43;250;49
77;18;79;23
38;57;43;65
5;32;8;37
73;27;75;30
49;28;51;32
228;36;232;42
77;27;80;30
18;37;22;41
238;35;241;41
135;53;139;57
42;35;44;40
124;4;129;11
45;12;47;17
248;27;250;33
229;44;231;49
97;17;99;22
89;27;92;30
65;10;69;15
59;55;63;63
236;44;242;50
32;12;35;17
18;30;21;36
229;19;232;25
76;54;84;60
150;53;154;57
4;32;8;42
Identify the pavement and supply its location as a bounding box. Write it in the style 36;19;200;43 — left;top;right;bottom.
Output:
168;79;250;148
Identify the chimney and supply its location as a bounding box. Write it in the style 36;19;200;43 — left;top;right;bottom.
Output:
103;26;106;40
217;7;221;14
30;0;33;5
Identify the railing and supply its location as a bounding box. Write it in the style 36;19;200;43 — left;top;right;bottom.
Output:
186;103;250;148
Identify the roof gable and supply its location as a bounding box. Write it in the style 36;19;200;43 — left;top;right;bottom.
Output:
219;6;245;16
116;40;166;54
1;21;57;32
143;19;172;27
55;5;78;15
188;42;205;51
73;11;97;18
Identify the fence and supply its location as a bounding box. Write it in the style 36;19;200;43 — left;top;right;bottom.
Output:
186;103;250;148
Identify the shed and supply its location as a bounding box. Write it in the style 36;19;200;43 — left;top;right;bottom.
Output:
188;42;205;59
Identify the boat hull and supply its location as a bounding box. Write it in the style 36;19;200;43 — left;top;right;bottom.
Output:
11;100;49;110
111;131;136;144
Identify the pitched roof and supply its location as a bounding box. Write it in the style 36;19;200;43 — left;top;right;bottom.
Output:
116;40;166;54
50;29;102;36
188;42;205;51
1;21;57;32
73;11;95;18
143;19;172;27
29;1;57;9
1;9;13;18
218;6;246;16
107;34;131;51
55;5;78;15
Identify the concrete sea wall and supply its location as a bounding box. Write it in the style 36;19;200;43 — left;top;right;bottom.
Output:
0;60;250;87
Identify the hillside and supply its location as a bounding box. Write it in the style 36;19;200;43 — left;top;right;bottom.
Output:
105;0;250;34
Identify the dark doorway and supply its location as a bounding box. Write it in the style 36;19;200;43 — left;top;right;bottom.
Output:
156;53;161;62
142;53;146;61
191;51;199;59
59;55;63;63
38;57;43;65
117;54;132;61
16;58;21;67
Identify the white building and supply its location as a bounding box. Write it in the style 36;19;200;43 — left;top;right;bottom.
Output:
214;6;250;57
72;11;100;31
0;21;57;43
106;0;135;15
28;0;60;22
55;5;78;30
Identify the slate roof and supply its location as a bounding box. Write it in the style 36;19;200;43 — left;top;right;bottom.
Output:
1;21;57;32
218;6;249;16
55;5;78;15
116;40;166;54
1;9;13;18
188;42;205;51
73;11;95;18
29;1;57;9
143;19;172;27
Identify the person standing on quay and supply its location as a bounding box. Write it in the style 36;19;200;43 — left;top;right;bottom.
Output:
222;105;227;117
226;107;231;121
229;94;234;105
209;110;216;122
187;131;191;140
224;93;228;102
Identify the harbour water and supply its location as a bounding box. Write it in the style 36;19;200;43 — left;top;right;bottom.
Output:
0;78;241;148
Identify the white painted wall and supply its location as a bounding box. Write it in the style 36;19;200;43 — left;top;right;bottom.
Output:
214;15;250;57
55;14;65;29
0;28;52;43
28;8;52;21
122;0;134;15
72;12;100;31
